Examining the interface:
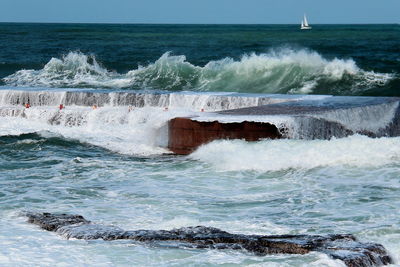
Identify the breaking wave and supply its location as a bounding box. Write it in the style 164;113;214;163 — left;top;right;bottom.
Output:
190;135;400;172
3;49;395;95
0;106;176;156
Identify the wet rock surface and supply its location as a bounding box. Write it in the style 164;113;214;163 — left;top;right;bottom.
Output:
26;212;393;267
27;212;90;231
168;118;282;154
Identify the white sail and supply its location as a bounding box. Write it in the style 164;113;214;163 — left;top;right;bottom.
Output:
303;15;309;27
301;14;312;30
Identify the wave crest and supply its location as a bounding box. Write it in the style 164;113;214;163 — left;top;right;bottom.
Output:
4;52;119;88
190;135;400;172
3;49;395;94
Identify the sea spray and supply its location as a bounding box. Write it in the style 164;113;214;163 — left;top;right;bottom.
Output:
0;106;178;155
1;23;400;267
3;49;394;94
1;89;400;156
190;136;400;171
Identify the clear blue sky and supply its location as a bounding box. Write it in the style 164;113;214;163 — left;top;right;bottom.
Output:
1;0;399;24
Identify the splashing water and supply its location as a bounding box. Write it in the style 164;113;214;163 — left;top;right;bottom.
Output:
3;49;395;94
1;24;400;267
190;135;400;172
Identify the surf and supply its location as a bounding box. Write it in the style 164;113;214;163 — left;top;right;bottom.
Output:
3;49;395;95
0;88;399;161
190;135;400;171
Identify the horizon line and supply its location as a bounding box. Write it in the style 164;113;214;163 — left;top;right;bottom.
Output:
0;21;398;25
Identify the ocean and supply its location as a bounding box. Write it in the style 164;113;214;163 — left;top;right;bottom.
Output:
0;23;400;266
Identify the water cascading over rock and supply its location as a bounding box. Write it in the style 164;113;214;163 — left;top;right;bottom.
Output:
1;88;400;155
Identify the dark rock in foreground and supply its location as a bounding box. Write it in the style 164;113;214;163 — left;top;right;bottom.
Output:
26;212;393;267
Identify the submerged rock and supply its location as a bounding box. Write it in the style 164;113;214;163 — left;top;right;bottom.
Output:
26;212;393;267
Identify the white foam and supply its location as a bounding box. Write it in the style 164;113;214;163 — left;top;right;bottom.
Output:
3;52;129;89
312;101;399;133
308;253;346;267
3;49;395;94
0;106;196;156
190;135;400;171
0;88;297;112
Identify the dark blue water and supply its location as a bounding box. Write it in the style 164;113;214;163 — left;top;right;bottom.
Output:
1;23;399;95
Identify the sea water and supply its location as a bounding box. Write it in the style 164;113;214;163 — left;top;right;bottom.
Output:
0;23;400;266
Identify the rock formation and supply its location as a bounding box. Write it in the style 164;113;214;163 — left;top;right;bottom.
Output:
168;118;282;154
26;212;393;267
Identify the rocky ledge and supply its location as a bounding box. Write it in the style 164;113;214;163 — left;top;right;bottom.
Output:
26;212;393;267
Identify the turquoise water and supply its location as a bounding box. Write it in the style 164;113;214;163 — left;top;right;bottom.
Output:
0;24;400;266
1;132;400;266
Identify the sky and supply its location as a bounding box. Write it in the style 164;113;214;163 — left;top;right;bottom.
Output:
1;0;399;24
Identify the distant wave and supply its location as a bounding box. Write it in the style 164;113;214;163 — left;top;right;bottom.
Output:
3;49;395;95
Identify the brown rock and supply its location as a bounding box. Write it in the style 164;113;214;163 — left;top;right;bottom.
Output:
168;117;282;155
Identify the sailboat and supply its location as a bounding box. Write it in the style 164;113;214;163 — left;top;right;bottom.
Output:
301;14;312;30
